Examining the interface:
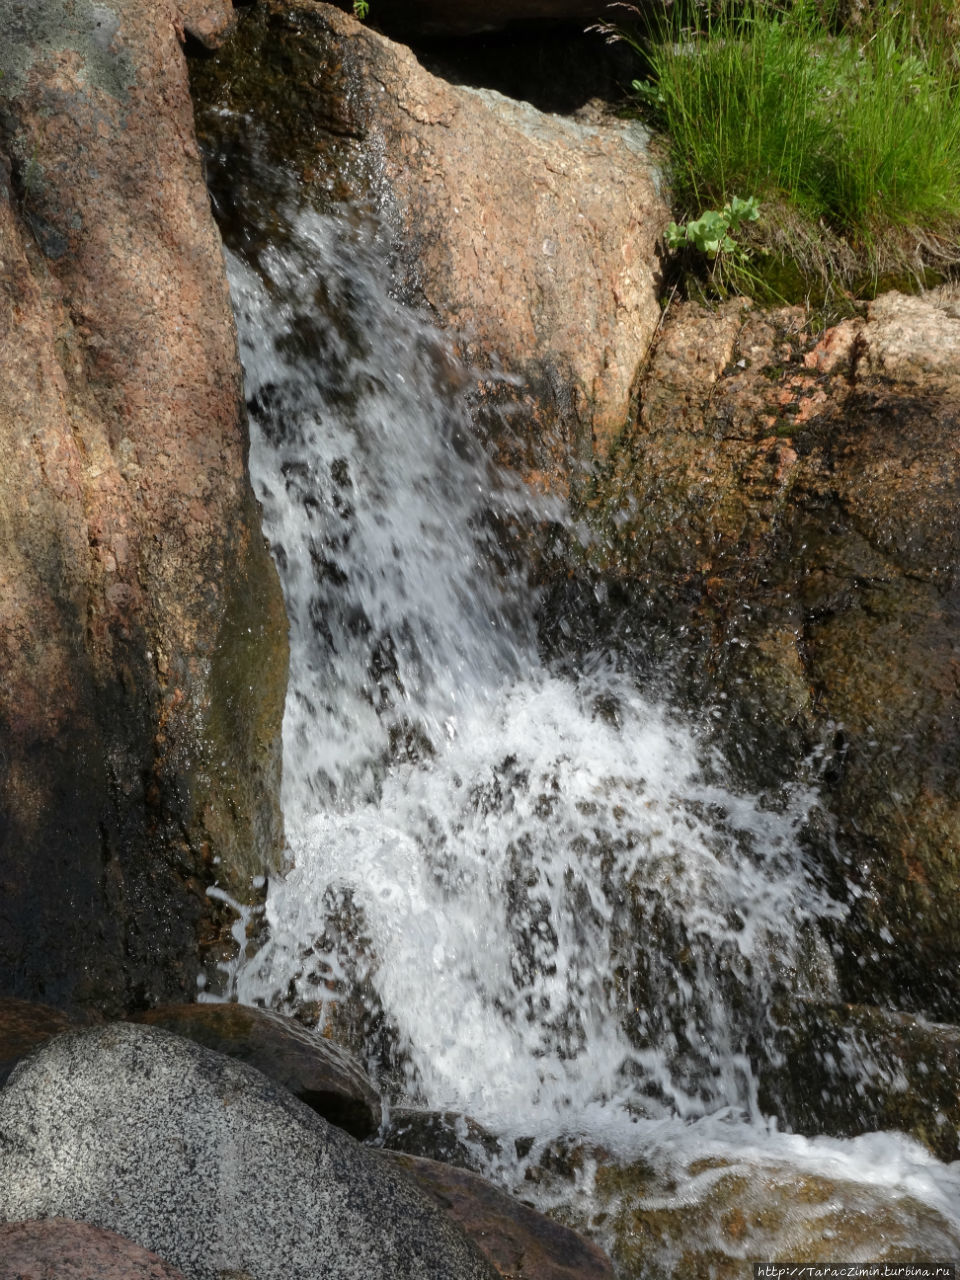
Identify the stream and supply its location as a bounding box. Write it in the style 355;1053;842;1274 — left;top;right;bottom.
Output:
201;133;960;1267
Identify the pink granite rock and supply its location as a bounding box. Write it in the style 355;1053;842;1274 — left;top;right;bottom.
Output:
174;0;238;47
0;0;287;1010
0;1220;187;1280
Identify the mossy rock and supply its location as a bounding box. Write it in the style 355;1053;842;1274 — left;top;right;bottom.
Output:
191;491;289;891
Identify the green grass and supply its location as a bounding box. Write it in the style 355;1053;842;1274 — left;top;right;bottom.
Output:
616;0;960;299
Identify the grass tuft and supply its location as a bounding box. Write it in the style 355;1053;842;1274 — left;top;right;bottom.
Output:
609;0;960;302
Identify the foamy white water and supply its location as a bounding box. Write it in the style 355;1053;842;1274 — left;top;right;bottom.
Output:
217;180;960;1248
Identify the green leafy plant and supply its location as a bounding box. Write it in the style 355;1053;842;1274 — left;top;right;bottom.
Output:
666;196;760;260
353;0;369;18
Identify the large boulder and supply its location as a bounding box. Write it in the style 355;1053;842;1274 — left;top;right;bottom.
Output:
0;1023;498;1280
190;1;668;481
0;0;288;1011
580;288;960;1021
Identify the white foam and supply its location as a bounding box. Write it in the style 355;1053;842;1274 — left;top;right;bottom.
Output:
224;192;960;1236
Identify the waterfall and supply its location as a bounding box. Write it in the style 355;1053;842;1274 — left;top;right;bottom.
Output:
208;150;960;1249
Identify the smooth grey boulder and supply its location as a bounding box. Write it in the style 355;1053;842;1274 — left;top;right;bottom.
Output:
127;1003;381;1139
0;1024;498;1280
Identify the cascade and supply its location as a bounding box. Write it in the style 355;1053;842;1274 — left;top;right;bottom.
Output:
205;142;960;1257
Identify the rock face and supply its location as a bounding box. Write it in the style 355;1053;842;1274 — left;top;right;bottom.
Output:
0;0;288;1011
0;1219;188;1280
129;1002;382;1137
0;1024;498;1280
378;1107;506;1171
584;288;960;1021
190;1;667;481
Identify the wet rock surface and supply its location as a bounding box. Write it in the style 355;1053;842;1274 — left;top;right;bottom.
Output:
0;1219;188;1280
0;0;288;1011
1;5;957;1272
579;288;960;1023
378;1107;506;1171
190;1;668;483
593;1155;960;1278
129;1002;381;1137
0;1024;498;1280
383;1150;616;1280
762;999;960;1163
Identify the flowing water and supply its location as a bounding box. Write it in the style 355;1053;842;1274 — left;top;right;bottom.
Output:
204;143;960;1266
